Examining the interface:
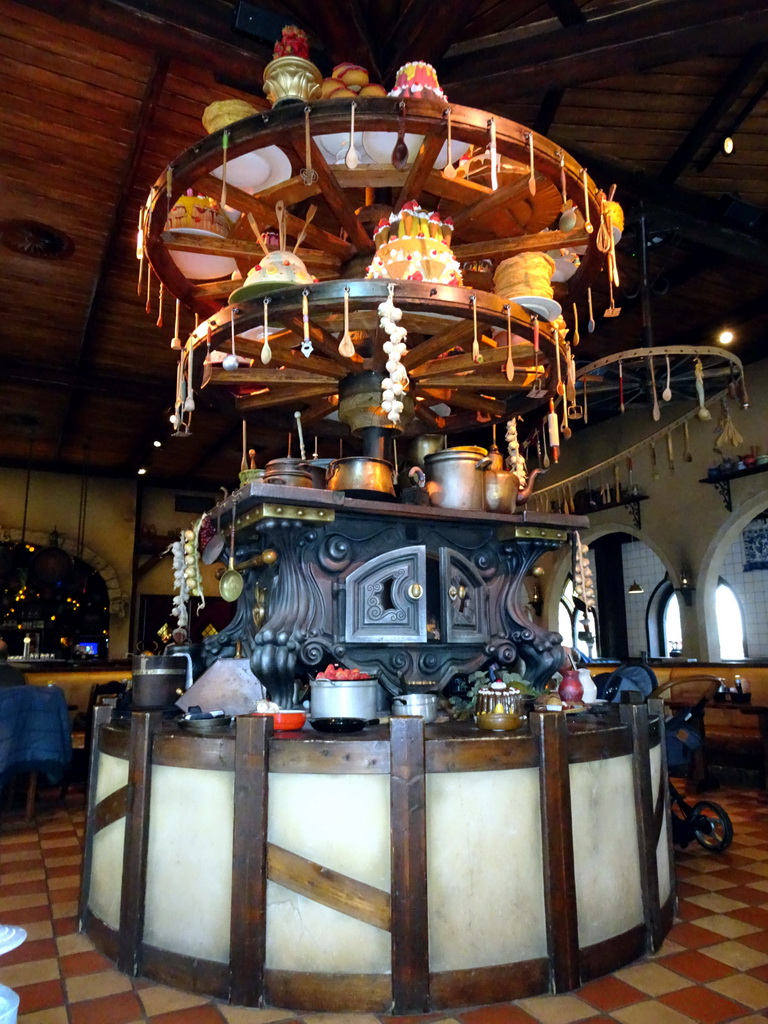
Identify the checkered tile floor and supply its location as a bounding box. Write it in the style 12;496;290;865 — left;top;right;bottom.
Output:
2;783;768;1024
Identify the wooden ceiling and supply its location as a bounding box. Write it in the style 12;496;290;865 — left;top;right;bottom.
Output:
3;0;768;487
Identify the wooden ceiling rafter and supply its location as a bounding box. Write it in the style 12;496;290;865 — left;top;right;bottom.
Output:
440;0;768;101
695;73;768;174
55;52;171;462
382;0;486;81
658;43;768;185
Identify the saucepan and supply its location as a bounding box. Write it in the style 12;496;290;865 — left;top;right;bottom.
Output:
309;717;379;733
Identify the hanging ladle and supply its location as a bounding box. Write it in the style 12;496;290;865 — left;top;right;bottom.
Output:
219;498;244;602
391;102;409;170
662;354;672;402
443;107;457;179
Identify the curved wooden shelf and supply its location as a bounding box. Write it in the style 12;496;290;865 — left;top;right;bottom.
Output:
142;99;611;435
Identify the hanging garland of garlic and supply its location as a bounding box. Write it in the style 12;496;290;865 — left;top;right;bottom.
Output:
505;416;527;485
572;531;595;611
166;517;205;632
379;283;408;424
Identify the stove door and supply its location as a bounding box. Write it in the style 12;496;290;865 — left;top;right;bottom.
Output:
439;546;488;644
344;545;427;643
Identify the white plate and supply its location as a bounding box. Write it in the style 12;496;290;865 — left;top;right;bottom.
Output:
168;249;238;282
211;146;292;195
316;132;371;165
509;296;562;322
165;227;225;238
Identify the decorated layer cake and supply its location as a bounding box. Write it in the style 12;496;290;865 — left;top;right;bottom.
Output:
165;191;229;236
389;61;447;102
367;202;461;285
228;250;317;303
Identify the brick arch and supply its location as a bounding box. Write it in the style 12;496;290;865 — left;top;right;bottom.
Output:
4;528;127;618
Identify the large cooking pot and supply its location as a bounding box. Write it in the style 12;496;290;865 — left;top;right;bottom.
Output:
300;457;333;489
391;692;438;722
263;458;313;488
310;676;380;720
409;446;488;510
326;457;395;496
132;654;189;708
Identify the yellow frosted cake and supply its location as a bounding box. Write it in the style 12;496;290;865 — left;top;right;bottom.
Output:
165;192;229;236
367;202;461;285
494;252;555;302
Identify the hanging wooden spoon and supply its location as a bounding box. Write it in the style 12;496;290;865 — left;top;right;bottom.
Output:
443;107;457;179
683;420;693;462
542;419;550;468
391;102;409;170
558;149;568;210
572;302;580;346
662;354;672;401
293;204;317;255
261;297;272;365
561;395;571;439
339;285;355;358
581;167;593;233
504;303;514;382
275;200;287;251
526;131;536;196
555;330;563;395
241;420;248;473
619;359;625;413
649;357;660;421
587;288;595;332
345;101;360;169
247;213;271;257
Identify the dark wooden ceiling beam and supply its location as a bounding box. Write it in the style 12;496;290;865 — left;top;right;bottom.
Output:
3;360;168;402
545;0;587;27
53;52;170;461
383;0;487;80
658;43;768;185
21;0;272;86
696;74;768;173
305;0;383;79
441;0;768;101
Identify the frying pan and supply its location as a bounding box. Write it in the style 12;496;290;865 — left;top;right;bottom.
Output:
309;717;379;733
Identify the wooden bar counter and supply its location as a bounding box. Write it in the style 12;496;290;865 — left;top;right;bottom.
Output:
80;704;674;1014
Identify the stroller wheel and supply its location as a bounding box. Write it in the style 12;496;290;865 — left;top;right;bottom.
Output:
691;801;734;852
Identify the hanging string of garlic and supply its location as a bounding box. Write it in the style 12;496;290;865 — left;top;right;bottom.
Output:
379;283;408;423
165;518;205;632
572;531;595;611
505;416;527;484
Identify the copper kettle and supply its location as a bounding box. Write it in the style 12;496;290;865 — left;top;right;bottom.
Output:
481;444;542;513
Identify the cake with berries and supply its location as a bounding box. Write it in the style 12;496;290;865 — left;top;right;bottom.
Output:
367;202;461;285
228;250;317;302
389;61;447;102
165;191;229;236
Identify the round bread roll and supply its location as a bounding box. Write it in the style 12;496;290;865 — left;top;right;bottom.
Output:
358;83;387;97
330;86;358;97
321;77;347;98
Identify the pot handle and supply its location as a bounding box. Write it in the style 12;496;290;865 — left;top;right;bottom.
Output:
266;476;288;486
408;466;426;488
475;457;492;470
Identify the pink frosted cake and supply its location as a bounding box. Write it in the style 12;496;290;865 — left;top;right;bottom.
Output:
389;62;446;102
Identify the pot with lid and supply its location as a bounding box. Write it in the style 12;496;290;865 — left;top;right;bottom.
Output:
310;675;380;720
391;692;438;722
408;446;489;510
263;457;313;488
326;456;396;496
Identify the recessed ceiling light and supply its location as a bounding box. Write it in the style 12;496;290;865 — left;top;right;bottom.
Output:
719;329;734;345
153;440;162;448
723;136;734;154
137;467;147;475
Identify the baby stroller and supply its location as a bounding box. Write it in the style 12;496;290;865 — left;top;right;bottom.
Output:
651;677;734;853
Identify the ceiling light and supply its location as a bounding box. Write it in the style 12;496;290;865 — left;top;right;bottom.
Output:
718;329;734;345
137;467;147;476
627;580;644;595
153;440;162;448
723;136;734;154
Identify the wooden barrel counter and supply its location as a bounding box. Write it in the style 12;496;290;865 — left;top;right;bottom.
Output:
80;700;674;1013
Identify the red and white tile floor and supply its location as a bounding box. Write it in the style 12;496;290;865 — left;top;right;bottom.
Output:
2;783;768;1024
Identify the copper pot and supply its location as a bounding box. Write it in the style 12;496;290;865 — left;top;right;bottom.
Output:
326;457;395;495
263;458;313;488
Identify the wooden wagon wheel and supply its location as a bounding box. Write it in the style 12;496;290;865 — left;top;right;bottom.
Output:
142;99;610;437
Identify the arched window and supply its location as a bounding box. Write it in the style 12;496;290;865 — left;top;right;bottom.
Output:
663;592;683;657
716;579;746;660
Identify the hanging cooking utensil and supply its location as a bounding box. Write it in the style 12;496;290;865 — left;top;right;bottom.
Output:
220;129;230;208
241;420;248;474
247;213;271;257
572;302;580;347
222;307;239;371
219;500;244;602
596;195;611;254
557;149;568;209
619;359;625;413
504;304;514;382
604;274;621;317
581;167;593;233
649;357;660;421
547;398;560;463
470;293;480;362
535;429;542;468
171;298;182;350
276;200;287;252
694;357;711;420
202;505;226;565
587;289;595;333
345;101;360;169
300;106;318;185
682;420;693;462
554;327;563;395
650;441;659;481
488;117;498;191
339;285;355;357
662;354;672;401
526;131;536;196
391;102;409;170
583;375;588;424
666;432;675;473
443;107;457;179
261;297;272;365
292;204;317;255
561;393;571;438
294;410;306;461
301;288;313;357
527;315;546;397
541;418;550;468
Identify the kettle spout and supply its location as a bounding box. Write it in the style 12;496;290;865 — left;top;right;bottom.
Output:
515;468;543;506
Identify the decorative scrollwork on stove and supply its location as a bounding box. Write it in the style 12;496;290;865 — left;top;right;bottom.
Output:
318;533;353;574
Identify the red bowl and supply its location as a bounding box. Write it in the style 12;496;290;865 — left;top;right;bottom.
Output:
251;710;306;730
